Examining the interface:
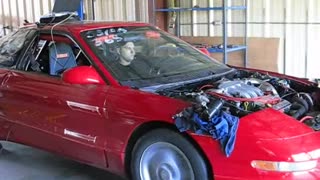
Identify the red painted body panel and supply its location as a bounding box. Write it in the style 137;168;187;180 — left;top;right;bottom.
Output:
1;21;320;179
193;109;320;179
1;70;110;168
104;86;189;175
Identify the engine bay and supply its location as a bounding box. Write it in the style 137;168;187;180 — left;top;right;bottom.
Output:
160;69;320;131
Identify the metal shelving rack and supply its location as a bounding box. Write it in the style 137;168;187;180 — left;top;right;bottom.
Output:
152;0;248;67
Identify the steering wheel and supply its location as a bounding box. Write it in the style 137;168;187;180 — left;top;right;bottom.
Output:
148;56;165;75
151;43;180;57
148;56;184;75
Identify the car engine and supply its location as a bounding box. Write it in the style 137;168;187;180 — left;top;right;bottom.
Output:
160;70;320;131
205;77;314;119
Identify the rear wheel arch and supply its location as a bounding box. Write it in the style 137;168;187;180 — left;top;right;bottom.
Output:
124;121;213;179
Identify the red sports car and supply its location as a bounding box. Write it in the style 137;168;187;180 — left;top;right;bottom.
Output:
0;20;320;180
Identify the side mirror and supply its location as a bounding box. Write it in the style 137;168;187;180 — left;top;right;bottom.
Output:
62;66;105;85
197;48;210;56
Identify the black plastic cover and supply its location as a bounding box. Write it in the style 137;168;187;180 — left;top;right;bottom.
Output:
53;0;81;13
0;29;36;68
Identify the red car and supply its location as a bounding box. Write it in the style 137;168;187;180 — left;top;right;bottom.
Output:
0;20;320;180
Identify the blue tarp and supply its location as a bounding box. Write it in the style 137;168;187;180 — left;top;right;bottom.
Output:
175;111;239;157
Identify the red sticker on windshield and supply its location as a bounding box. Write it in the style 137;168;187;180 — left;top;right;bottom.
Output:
95;34;115;45
145;31;160;39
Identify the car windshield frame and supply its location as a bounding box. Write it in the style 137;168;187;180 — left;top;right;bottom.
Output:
81;25;231;88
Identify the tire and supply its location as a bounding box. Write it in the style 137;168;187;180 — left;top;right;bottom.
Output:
130;128;210;180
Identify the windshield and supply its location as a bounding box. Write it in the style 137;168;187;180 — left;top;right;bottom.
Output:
82;26;230;88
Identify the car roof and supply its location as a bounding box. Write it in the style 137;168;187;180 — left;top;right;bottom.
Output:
38;20;151;33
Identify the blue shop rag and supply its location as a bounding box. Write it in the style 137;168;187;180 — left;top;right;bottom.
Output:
175;111;239;157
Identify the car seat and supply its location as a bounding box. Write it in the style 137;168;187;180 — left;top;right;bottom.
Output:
49;42;77;75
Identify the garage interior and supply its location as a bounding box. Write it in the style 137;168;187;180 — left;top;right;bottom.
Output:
0;0;319;180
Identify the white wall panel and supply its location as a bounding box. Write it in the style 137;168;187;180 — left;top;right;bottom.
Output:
215;25;223;37
10;0;18;30
125;0;136;21
231;0;245;23
248;24;263;37
269;0;284;22
285;25;306;77
177;0;318;78
197;24;209;36
196;0;209;23
33;0;43;21
93;0;148;21
180;0;191;25
211;11;223;37
180;25;192;36
231;24;245;37
0;0;2;36
0;0;148;29
195;0;208;36
248;0;263;22
287;0;307;23
2;0;10;35
180;11;192;24
307;25;320;78
25;0;35;22
309;0;320;22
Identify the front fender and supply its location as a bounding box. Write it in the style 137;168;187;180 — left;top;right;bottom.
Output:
190;109;320;179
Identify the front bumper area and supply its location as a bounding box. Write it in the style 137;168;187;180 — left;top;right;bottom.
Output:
215;165;320;180
191;132;320;180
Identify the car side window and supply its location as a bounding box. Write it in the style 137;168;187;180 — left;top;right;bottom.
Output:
26;34;91;76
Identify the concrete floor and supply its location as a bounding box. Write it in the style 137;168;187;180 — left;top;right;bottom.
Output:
0;141;126;180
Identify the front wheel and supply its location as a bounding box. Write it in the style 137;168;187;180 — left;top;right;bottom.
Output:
130;129;210;180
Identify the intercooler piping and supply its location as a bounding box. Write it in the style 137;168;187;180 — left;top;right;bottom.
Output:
290;103;307;119
207;91;281;105
289;97;310;119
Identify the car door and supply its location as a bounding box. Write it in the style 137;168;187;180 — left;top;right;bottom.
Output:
0;28;38;137
1;32;109;168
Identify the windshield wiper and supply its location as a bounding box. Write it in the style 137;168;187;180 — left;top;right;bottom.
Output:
141;68;236;93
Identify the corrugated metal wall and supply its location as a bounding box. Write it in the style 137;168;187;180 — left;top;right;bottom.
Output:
0;0;56;34
0;0;149;35
87;0;149;22
179;0;320;79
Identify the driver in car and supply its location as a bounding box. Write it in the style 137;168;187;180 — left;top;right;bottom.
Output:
108;41;150;81
117;41;135;66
